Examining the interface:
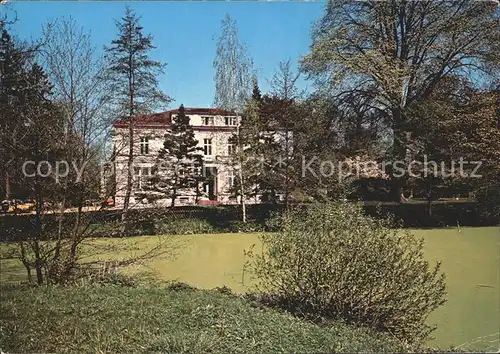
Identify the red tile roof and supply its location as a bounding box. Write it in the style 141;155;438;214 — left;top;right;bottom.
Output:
112;107;237;128
168;107;236;116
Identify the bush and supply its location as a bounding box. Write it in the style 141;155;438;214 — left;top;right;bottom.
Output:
228;220;266;233
249;201;447;345
71;262;137;287
76;271;137;287
155;218;215;235
165;281;196;292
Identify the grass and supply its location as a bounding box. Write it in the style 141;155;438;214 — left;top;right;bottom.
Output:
0;284;404;353
1;226;498;351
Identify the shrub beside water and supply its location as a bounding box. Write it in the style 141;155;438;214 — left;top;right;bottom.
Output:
249;201;447;345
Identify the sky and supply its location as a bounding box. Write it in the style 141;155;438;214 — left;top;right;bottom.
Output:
2;1;326;109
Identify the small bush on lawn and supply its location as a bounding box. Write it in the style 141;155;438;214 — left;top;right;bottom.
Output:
229;220;266;233
156;218;215;235
248;201;447;345
82;272;137;287
165;280;197;292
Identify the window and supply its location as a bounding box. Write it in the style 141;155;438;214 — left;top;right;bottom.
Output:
202;116;214;125
179;196;190;204
225;116;236;126
140;137;149;154
133;166;151;190
227;169;236;188
227;142;235;155
133;167;140;188
203;138;212;155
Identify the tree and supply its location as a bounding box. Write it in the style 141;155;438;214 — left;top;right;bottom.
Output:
104;6;172;235
269;60;302;102
146;104;203;207
228;90;267;220
213;13;253;220
413;78;500;218
262;60;303;206
251;75;261;101
291;98;351;201
19;70;65;285
41;16;109;271
470;87;500;221
335;91;387;157
0;34;67;282
213;14;253;113
302;0;499;202
1;17;177;286
0;23;41;201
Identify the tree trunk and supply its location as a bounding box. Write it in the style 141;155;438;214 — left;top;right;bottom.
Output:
121;43;136;237
237;124;246;223
121;117;134;236
171;182;177;208
20;242;32;283
33;244;44;285
5;170;10;200
391;108;408;203
34;167;44;285
284;128;290;209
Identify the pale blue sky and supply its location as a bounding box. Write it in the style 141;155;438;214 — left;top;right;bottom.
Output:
3;1;326;109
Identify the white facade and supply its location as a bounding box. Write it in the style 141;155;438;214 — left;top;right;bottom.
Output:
110;108;244;209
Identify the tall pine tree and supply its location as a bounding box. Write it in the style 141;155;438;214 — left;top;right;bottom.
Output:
104;7;171;233
147;104;203;207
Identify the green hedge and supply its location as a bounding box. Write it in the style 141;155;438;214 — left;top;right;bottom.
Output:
0;201;496;240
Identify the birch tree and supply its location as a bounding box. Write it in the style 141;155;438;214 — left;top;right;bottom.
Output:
213;14;253;221
213;14;253;113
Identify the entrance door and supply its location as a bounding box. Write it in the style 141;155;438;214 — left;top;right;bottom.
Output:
203;167;218;201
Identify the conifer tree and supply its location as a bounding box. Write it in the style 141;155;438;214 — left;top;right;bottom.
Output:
104;7;171;233
147;104;203;207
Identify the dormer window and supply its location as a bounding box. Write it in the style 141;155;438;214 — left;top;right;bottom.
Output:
202;116;214;125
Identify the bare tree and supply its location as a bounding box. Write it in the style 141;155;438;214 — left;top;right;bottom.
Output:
39;16;110;280
269;60;302;101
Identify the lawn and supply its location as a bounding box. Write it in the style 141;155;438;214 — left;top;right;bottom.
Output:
0;284;404;353
1;226;498;351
